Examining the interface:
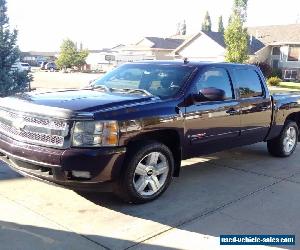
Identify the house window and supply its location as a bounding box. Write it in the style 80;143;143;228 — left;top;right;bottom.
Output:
288;46;300;61
284;70;298;80
272;47;280;56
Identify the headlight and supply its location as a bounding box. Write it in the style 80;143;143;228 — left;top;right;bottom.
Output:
72;121;119;147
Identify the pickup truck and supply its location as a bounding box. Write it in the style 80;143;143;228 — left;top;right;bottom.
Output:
0;61;299;203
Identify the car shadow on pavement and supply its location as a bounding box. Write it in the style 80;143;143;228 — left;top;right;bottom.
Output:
0;220;179;250
76;143;299;250
0;162;23;181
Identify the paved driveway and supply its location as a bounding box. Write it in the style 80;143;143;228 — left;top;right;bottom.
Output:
0;142;299;250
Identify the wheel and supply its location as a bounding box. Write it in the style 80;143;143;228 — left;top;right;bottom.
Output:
114;142;174;203
267;120;298;157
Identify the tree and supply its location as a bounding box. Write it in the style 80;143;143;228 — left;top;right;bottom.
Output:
233;0;248;23
201;11;212;32
0;0;31;97
218;16;224;33
56;39;89;69
224;14;249;63
224;0;249;63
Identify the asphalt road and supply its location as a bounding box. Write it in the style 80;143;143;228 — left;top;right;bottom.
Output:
0;142;299;250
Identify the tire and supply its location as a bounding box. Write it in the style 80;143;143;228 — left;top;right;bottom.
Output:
267;120;298;157
114;142;174;204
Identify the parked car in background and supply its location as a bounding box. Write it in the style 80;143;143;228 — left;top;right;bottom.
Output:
20;63;31;72
11;62;31;72
40;61;48;70
45;62;57;72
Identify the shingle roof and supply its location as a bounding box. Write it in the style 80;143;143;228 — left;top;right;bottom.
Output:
247;24;300;45
145;37;185;49
201;31;226;47
202;31;264;54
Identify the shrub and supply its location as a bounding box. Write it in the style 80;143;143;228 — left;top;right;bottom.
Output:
271;68;282;79
252;62;272;78
267;76;281;86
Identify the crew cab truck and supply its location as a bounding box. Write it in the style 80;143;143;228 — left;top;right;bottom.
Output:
0;61;300;203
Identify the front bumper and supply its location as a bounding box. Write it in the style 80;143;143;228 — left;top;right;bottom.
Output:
0;133;126;191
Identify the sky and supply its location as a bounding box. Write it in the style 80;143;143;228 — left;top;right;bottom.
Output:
6;0;300;52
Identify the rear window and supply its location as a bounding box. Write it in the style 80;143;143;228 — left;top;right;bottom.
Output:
234;69;263;98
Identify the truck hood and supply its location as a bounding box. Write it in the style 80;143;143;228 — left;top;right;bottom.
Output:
0;89;156;118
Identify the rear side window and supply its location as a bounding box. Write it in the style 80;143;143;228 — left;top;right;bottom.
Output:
234;69;263;98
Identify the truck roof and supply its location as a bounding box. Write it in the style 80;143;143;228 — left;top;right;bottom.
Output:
129;60;257;69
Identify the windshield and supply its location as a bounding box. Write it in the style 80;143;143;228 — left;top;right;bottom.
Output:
93;64;195;98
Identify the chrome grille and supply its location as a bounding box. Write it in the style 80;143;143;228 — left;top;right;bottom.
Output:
0;109;68;147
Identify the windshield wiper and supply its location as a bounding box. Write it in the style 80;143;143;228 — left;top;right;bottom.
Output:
117;88;153;97
91;84;111;92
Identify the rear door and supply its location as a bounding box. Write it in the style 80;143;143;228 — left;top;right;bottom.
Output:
232;67;272;144
184;66;241;157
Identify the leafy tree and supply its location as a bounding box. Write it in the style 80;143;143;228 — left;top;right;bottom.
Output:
74;49;89;68
201;11;212;32
0;0;31;97
224;0;249;63
56;39;89;69
233;0;248;23
218;16;224;33
224;14;249;63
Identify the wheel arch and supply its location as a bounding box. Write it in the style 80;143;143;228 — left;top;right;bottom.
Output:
125;129;182;177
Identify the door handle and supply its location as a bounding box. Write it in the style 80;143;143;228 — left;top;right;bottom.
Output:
226;108;239;115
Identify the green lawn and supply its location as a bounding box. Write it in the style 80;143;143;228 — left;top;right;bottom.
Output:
279;81;300;90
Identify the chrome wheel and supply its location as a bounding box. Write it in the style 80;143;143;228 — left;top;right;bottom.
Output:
133;152;169;196
283;126;297;153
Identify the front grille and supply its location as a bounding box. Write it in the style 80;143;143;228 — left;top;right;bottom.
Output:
0;109;69;148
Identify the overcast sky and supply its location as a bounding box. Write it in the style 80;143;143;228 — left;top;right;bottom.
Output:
7;0;300;52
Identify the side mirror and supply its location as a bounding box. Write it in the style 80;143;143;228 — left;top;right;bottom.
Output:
194;87;225;102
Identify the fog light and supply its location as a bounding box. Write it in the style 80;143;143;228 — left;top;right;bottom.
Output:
71;171;91;179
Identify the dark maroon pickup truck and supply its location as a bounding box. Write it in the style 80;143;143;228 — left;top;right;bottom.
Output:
0;61;300;203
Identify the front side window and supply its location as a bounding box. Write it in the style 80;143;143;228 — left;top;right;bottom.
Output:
195;68;233;100
234;69;263;98
93;64;195;98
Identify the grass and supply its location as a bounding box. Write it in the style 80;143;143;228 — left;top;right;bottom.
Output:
278;81;300;90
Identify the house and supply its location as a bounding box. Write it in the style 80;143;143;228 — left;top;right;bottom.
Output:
172;31;264;62
85;48;119;71
172;24;300;81
119;37;186;61
248;24;300;81
21;51;58;66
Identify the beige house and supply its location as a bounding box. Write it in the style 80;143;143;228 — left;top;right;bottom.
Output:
248;24;300;81
172;24;300;81
119;37;186;61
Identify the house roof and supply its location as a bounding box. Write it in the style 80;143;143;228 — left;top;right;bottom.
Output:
247;24;300;45
144;37;185;49
174;30;266;56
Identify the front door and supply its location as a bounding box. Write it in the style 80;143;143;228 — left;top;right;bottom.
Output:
184;67;241;158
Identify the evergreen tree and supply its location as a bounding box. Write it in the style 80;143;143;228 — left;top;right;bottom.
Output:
224;0;249;63
201;11;212;32
0;0;31;97
218;16;224;33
